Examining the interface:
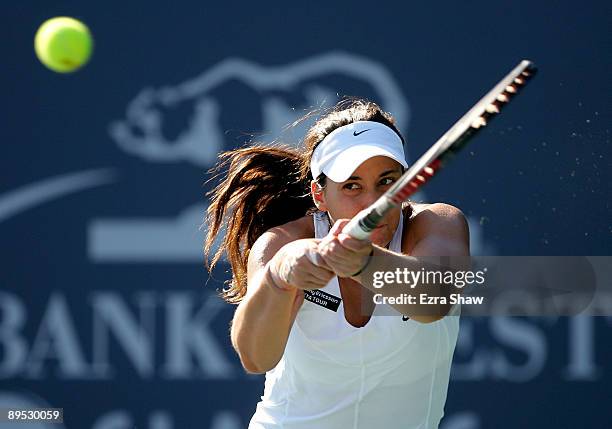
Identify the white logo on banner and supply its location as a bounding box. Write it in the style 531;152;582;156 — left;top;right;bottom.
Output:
98;52;413;262
98;52;490;261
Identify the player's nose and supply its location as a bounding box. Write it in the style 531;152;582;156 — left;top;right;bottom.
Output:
358;189;383;210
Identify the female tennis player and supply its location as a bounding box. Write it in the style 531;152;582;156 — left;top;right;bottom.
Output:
205;98;470;428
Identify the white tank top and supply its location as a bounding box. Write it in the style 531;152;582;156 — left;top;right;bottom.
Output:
249;210;461;429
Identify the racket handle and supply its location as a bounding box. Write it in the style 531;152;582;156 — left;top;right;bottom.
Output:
343;206;386;240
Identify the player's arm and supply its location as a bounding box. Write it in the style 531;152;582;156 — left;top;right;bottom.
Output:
400;203;470;322
352;203;470;323
230;225;333;374
230;228;301;374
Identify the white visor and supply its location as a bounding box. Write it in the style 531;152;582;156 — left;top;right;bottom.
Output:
310;120;408;182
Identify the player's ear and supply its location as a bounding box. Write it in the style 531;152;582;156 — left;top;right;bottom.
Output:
311;180;328;211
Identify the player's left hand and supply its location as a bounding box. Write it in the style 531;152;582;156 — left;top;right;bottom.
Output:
317;219;373;278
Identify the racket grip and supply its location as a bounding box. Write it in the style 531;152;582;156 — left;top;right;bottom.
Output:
343;206;385;240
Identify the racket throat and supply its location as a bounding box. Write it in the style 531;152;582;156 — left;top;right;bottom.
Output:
344;199;395;240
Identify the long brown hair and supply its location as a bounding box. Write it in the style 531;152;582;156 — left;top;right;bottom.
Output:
204;97;409;303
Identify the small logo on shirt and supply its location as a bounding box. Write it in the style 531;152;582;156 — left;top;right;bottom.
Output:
353;129;371;136
304;289;342;312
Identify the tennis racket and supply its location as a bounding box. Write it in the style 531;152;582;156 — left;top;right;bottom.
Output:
343;59;538;240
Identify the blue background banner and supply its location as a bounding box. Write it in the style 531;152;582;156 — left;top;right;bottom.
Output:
2;1;610;428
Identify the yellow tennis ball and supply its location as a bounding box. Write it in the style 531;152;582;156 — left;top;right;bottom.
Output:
34;17;93;73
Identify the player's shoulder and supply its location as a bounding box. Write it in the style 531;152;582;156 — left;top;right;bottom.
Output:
410;202;466;220
405;202;469;239
248;215;314;265
265;215;313;243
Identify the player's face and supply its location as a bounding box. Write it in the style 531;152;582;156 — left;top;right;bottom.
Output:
316;156;404;247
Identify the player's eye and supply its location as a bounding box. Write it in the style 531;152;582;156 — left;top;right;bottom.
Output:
343;182;361;191
379;177;396;186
